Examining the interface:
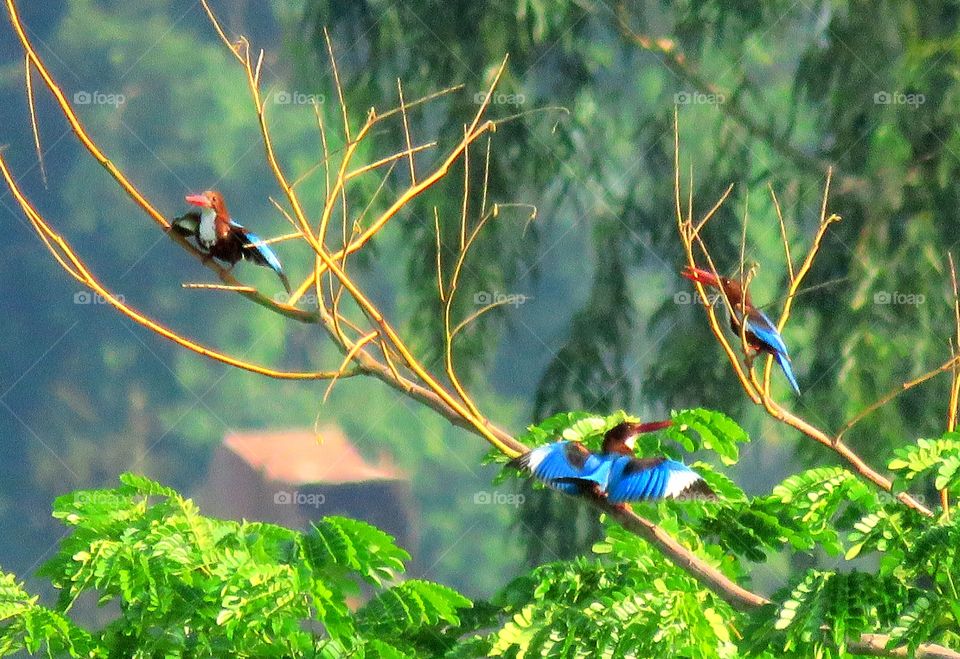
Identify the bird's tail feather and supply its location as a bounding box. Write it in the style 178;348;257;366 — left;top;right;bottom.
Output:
776;352;801;395
278;271;292;296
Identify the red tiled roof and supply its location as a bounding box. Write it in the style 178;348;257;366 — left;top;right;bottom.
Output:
222;426;405;485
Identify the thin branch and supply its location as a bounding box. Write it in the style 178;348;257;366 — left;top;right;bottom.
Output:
770;184;794;283
345;141;437;181
434;208;445;303
323;331;377;402
324;26;351;143
847;635;960;659
397;78;416;186
450;298;515;340
182;283;257;293
776;169;839;333
24;55;46;186
835;355;960;443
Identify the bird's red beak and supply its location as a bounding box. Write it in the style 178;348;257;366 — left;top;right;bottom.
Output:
631;420;672;434
185;193;210;207
681;266;721;287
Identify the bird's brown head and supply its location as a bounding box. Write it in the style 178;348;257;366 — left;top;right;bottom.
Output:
681;266;745;305
185;190;228;217
601;420;673;455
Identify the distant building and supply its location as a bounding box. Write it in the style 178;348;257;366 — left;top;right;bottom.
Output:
193;426;414;551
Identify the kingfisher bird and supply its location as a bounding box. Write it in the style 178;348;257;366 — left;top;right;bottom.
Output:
681;266;800;395
511;420;713;502
171;190;291;294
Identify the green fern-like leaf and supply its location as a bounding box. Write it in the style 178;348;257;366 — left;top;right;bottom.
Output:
303;516;410;586
764;570;913;656
0;571;100;657
770;467;876;554
887;595;945;655
668;408;750;465
845;508;907;560
356;579;471;647
889;433;960;493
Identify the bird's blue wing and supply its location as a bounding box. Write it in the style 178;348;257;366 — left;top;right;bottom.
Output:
244;232;285;275
606;458;711;503
229;221;292;294
745;308;790;358
746;309;800;394
230;221;285;275
518;441;610;493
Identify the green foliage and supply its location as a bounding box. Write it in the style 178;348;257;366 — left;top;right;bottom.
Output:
356;580;472;655
0;474;471;657
0;574;95;657
751;570;913;657
668;407;751;465
889;433;960;493
7;413;960;656
480;556;738;658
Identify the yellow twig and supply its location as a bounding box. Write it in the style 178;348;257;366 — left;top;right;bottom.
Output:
450;298;515;340
345;142;437;181
777;169;839;333
397;78;416;186
770;184;795;283
182;283;257;292
24;55;46;186
324;331;378;402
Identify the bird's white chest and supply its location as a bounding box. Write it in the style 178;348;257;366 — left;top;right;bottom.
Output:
197;207;217;247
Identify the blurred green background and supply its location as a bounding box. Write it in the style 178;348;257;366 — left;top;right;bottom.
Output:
1;0;958;600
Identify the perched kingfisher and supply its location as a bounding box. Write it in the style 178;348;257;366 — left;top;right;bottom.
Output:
171;190;291;294
511;420;714;502
681;266;800;395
